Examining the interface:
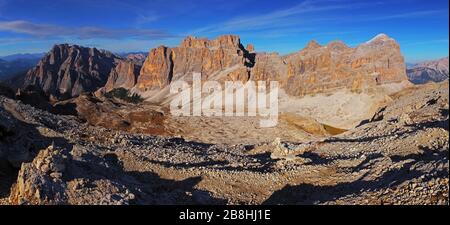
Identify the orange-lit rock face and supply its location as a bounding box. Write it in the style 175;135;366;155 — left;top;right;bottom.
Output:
138;34;407;96
180;35;241;49
226;67;251;82
22;34;408;99
137;46;173;90
137;35;253;91
351;35;407;84
105;60;141;92
250;53;288;87
246;44;255;53
251;34;408;96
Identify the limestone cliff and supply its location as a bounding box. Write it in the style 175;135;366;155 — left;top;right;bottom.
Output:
252;34;408;96
137;35;254;91
104;60;141;92
138;34;408;97
23;44;120;98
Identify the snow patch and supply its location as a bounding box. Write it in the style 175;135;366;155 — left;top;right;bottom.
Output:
365;33;392;44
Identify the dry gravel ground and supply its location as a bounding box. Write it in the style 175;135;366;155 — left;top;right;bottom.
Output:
0;82;448;205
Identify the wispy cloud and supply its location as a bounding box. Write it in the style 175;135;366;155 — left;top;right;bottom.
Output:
70;0;162;27
135;13;159;25
0;37;38;44
190;0;381;35
367;9;448;21
0;20;175;40
239;27;318;39
188;0;447;38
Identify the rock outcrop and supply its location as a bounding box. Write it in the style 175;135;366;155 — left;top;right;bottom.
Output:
137;46;175;90
22;34;409;99
1;81;448;205
104;60;141;92
137;34;408;97
137;35;254;90
9;145;69;205
252;34;408;96
1;100;35;168
23;44;120;98
250;53;288;87
407;57;449;84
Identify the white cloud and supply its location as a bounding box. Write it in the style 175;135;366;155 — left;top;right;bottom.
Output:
135;13;159;26
189;0;380;35
0;20;175;40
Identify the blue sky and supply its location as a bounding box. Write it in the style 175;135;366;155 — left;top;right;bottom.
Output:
0;0;448;62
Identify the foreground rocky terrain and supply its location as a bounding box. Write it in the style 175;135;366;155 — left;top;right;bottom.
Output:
1;81;448;205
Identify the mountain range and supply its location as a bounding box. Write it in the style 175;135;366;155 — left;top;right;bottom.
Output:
2;36;448;98
0;52;145;83
10;34;414;101
0;33;448;206
2;34;448;100
406;57;449;84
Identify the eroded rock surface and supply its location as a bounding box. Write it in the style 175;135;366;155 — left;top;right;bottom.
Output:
137;35;253;90
0;82;447;205
23;44;120;98
104;60;141;92
254;34;408;96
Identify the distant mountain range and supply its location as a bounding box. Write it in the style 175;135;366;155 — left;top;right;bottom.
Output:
117;51;148;58
406;62;416;69
0;53;45;61
407;57;449;84
0;55;43;81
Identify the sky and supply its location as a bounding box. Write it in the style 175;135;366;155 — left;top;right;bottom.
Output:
0;0;448;62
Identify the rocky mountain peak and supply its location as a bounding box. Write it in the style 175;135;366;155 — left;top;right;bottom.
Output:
180;36;207;48
253;34;408;96
19;33;409;99
104;60;141;92
304;40;322;50
180;35;241;49
23;44;121;99
327;40;350;52
137;35;252;90
365;33;394;45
